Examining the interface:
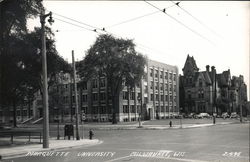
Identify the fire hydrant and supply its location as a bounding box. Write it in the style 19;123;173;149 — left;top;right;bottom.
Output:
89;130;94;140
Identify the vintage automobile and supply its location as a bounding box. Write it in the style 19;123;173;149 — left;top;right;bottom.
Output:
221;112;230;119
196;113;210;119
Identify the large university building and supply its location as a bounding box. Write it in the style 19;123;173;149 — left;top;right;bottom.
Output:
50;58;179;122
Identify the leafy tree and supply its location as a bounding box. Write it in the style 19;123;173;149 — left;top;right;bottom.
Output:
0;0;70;126
78;34;146;123
0;0;43;126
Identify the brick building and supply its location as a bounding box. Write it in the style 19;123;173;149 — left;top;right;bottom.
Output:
179;55;248;116
46;58;179;123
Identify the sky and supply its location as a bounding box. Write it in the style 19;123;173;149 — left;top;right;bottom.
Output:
28;1;249;100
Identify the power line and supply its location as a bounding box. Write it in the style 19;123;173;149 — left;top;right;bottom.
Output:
48;10;187;61
170;0;222;38
105;3;176;29
46;9;103;32
53;17;101;34
144;0;215;45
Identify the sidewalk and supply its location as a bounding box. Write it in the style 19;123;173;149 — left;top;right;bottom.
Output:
0;138;102;160
18;118;245;130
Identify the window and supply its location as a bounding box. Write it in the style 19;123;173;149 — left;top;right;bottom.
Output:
161;106;164;112
187;91;191;99
17;110;21;116
144;86;148;93
72;96;75;103
199;79;202;87
81;106;87;114
155;70;158;78
165;84;168;91
165;72;168;79
131;105;135;113
161;95;164;101
100;106;106;114
150;69;153;77
189;77;192;84
123;91;128;100
92;79;98;88
123;105;129;113
82;94;87;102
100;78;106;87
169;73;172;80
150;81;153;89
160;71;163;79
151;94;154;101
92;93;98;101
160;83;163;91
201;90;204;98
130;92;135;100
100;93;106;100
22;110;27;116
174;85;176;92
165;95;168;101
155;94;159;100
173;74;176;81
137;93;141;100
82;81;87;90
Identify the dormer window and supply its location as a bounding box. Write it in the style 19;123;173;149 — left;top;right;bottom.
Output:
199;78;202;87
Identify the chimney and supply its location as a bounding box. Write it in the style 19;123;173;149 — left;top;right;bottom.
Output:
206;65;210;72
211;66;216;83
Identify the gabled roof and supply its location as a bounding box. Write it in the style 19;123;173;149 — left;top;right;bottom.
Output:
193;71;212;85
182;55;199;73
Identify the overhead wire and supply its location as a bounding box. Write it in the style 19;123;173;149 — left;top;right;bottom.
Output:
45;8;104;32
170;0;222;39
144;0;216;45
105;3;177;29
53;17;101;34
47;10;184;60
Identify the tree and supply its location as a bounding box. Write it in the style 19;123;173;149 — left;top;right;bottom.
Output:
78;34;146;123
0;0;70;126
0;0;43;126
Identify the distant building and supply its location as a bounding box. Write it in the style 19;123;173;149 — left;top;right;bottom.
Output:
179;55;248;115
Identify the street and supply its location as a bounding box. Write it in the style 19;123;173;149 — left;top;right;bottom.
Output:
1;123;249;162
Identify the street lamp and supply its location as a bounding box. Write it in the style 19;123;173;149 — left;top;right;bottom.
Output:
40;11;54;148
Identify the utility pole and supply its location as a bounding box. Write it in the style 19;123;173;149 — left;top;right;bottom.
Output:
239;81;243;123
40;11;54;148
72;50;80;140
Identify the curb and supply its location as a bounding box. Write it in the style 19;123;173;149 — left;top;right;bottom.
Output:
0;139;102;160
83;122;241;130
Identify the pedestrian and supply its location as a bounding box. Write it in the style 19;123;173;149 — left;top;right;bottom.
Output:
169;121;172;127
89;129;94;140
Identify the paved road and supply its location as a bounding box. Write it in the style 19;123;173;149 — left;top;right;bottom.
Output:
2;123;249;162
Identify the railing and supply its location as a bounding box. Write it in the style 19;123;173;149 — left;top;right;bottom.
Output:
0;130;42;144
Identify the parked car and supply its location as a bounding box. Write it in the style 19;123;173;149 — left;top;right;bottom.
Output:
230;112;239;118
175;114;183;119
187;113;195;118
221;112;229;119
196;113;210;119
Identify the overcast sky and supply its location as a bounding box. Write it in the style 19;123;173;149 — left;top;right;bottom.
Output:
29;1;249;100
